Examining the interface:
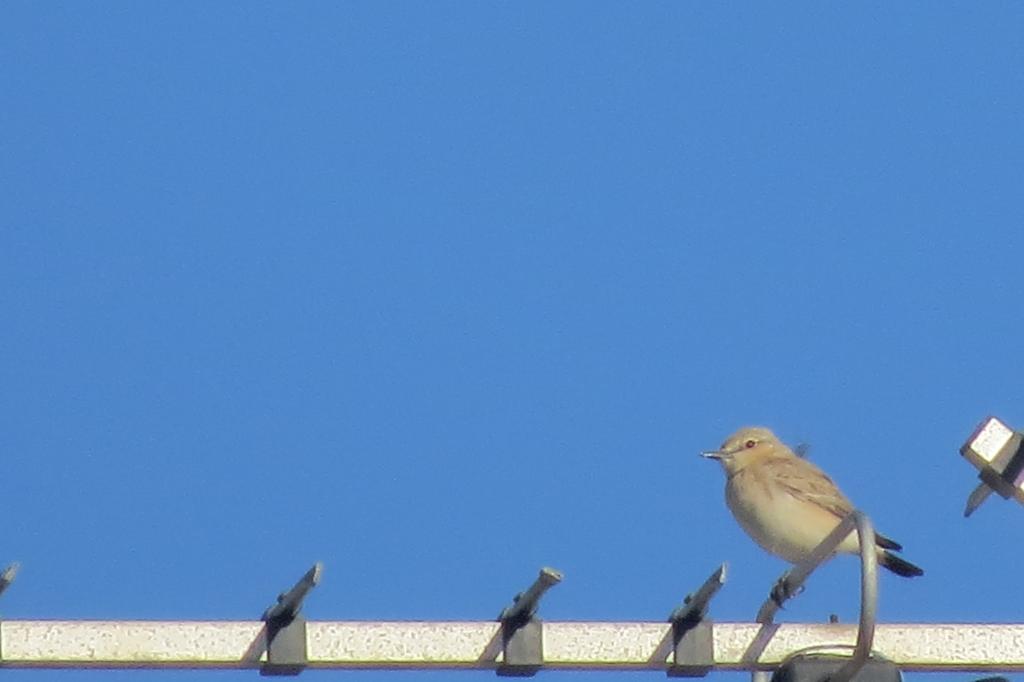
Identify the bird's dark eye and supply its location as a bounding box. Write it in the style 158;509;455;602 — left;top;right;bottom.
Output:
745;439;756;448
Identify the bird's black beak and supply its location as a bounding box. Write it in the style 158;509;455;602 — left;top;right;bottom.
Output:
701;450;725;460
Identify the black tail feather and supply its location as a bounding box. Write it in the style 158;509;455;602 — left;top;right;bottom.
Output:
880;551;924;577
875;532;903;552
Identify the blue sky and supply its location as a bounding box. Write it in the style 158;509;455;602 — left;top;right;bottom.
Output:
2;3;1023;681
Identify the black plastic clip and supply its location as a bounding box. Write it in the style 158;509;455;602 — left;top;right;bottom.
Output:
496;567;563;677
666;563;726;677
260;562;322;677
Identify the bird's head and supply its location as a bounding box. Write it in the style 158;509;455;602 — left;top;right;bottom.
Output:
702;426;783;475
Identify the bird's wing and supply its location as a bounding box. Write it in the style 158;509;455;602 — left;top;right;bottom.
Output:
768;454;905;551
769;455;854;519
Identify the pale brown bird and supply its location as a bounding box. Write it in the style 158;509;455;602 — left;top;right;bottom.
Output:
703;426;923;578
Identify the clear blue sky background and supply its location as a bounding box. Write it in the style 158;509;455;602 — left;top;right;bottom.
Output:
2;3;1023;682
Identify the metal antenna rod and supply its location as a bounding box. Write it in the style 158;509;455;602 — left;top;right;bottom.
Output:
754;511;878;682
0;563;19;599
263;562;323;624
498;567;563;625
668;563;727;625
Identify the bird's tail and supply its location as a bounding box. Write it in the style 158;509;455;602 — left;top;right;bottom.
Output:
879;551;924;577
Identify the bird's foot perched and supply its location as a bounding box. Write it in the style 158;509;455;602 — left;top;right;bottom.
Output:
770;571;804;607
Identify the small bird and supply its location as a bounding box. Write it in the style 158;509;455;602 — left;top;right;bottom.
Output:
703;426;923;578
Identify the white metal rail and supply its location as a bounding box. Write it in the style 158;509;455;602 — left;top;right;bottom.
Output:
0;620;1021;671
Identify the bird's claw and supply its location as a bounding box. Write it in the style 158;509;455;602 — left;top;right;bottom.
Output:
770;573;804;607
770;582;787;608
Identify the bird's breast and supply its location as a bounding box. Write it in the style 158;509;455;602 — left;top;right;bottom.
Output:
724;468;855;563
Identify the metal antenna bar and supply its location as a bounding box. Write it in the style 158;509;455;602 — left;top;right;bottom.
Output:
829;511;878;682
961;416;1024;516
0;621;1022;670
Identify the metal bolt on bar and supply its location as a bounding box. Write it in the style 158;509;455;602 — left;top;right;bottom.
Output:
754;511;878;682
